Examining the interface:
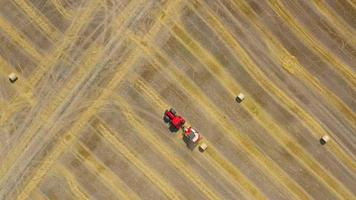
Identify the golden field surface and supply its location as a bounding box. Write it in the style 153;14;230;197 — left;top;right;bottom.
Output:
0;0;355;199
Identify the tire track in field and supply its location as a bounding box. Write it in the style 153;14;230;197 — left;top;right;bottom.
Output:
147;2;314;197
281;53;356;130
169;20;352;199
310;0;355;46
271;43;356;170
27;0;101;88
132;77;266;200
15;49;139;200
113;96;223;200
0;100;5;112
1;0;145;125
179;1;355;199
90;120;185;200
53;164;90;200
130;33;311;200
27;0;144;88
0;17;43;61
266;0;356;88
0;44;104;186
12;0;62;42
0;97;29;120
345;0;356;9
3;0;150;180
51;0;74;20
209;0;356;170
1;0;104;122
70;141;140;200
215;0;356;129
204;0;356;162
29;189;49;200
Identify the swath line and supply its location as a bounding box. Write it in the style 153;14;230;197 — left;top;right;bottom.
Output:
207;0;356;130
130;33;312;200
51;0;74;19
0;45;104;182
205;0;356;172
12;0;62;42
91;122;185;200
132;77;267;200
15;50;139;200
29;189;49;200
266;0;356;88
0;17;43;61
114;96;223;200
129;8;313;196
179;1;355;199
70;142;140;200
0;0;147;167
281;52;356;130
53;164;90;200
310;0;355;46
3;0;103;112
0;97;29;123
0;2;150;193
1;0;146;126
27;0;144;88
27;0;103;89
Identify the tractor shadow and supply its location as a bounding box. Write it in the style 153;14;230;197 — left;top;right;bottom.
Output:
169;125;179;133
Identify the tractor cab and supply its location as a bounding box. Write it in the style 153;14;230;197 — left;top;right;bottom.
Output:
164;108;185;130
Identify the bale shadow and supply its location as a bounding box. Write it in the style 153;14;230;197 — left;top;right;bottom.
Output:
320;138;327;145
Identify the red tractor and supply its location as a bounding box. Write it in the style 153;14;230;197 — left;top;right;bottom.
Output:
164;108;185;130
164;108;207;151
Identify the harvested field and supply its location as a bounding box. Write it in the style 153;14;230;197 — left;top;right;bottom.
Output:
0;0;355;199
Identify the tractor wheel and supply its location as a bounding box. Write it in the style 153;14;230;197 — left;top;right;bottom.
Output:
163;115;170;123
170;108;177;115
